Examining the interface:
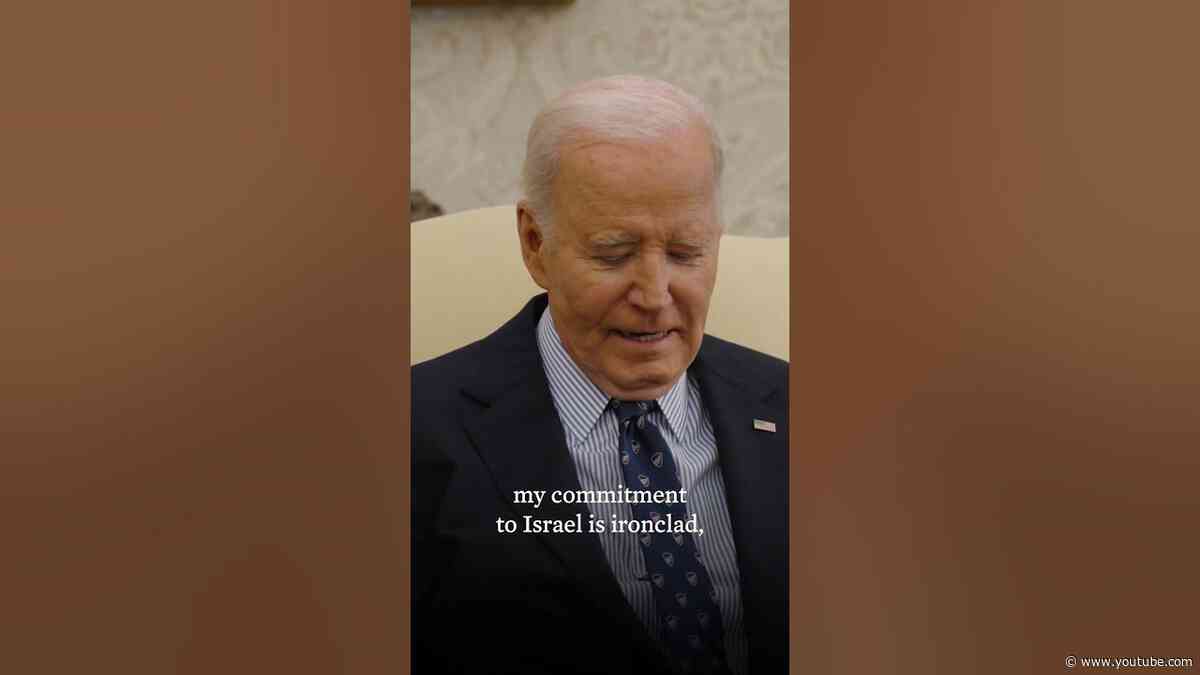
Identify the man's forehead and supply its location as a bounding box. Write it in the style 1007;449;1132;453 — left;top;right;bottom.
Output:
559;190;721;243
557;126;715;185
549;127;720;239
580;221;717;246
588;230;640;245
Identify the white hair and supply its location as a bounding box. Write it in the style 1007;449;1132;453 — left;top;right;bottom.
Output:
521;75;724;237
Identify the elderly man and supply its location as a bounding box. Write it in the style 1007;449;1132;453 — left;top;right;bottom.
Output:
412;76;787;674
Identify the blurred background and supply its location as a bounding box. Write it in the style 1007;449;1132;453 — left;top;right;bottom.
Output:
410;0;789;236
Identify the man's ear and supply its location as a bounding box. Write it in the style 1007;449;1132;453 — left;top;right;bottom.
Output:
517;201;552;290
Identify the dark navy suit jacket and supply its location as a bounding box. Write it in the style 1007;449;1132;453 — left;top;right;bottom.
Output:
412;295;788;674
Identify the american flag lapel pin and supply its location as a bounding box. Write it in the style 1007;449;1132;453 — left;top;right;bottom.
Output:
753;419;777;433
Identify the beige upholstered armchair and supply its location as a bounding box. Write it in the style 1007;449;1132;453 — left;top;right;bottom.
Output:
411;206;788;364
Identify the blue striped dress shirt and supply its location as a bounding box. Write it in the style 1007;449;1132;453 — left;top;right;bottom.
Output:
536;307;749;675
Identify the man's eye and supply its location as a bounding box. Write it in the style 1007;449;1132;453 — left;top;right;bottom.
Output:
670;251;701;263
595;254;630;265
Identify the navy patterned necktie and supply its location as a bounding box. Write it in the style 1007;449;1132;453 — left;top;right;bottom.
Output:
612;400;731;675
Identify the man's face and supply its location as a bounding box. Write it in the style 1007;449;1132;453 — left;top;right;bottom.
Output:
519;123;721;401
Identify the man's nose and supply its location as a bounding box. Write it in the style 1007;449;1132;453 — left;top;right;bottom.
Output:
628;254;672;310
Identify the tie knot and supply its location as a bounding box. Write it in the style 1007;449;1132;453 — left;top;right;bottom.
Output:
611;399;656;423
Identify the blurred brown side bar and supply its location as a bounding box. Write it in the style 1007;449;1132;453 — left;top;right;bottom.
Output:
792;1;1200;674
0;2;410;673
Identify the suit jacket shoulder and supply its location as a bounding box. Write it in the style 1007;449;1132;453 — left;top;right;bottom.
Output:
412;295;543;401
694;333;788;408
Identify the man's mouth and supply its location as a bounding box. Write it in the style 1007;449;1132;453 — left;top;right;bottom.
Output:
615;329;673;343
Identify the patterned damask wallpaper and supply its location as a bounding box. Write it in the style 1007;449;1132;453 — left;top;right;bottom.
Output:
411;0;789;237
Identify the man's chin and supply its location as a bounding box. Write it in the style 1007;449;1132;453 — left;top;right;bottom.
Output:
603;369;681;401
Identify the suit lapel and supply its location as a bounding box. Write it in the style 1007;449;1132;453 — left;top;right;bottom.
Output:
459;296;674;670
691;338;789;667
463;368;627;607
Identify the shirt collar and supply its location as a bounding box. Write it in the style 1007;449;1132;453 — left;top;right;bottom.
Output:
536;306;692;445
